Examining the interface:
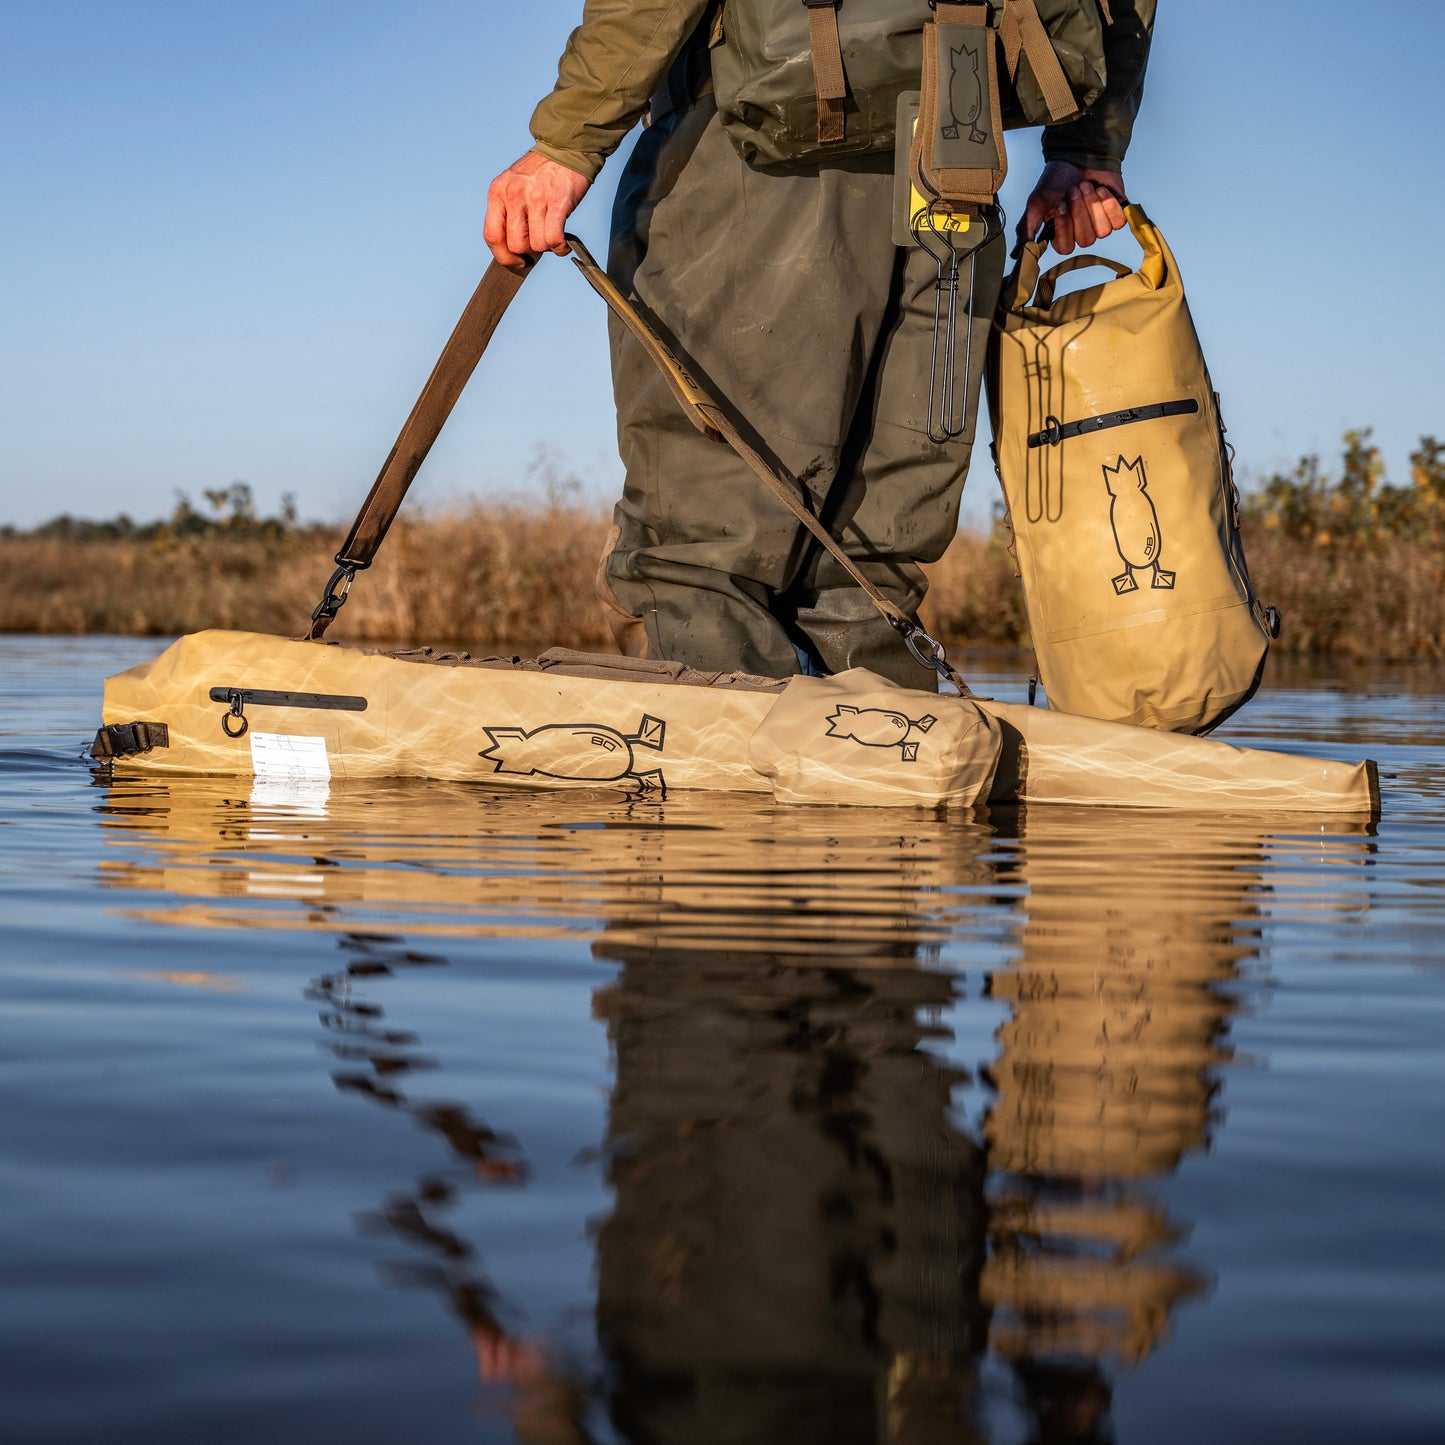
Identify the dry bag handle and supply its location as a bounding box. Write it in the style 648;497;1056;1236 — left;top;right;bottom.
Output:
1032;254;1133;309
1002;204;1166;316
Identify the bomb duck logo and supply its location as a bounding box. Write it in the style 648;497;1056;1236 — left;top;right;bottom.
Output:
942;43;987;145
826;705;937;763
479;715;666;792
1103;456;1177;594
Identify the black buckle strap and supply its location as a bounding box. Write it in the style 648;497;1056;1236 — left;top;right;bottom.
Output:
1027;398;1200;449
91;721;170;760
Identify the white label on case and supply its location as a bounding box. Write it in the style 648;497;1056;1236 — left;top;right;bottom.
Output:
249;731;331;783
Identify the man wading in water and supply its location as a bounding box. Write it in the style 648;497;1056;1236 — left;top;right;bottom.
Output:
485;2;1154;688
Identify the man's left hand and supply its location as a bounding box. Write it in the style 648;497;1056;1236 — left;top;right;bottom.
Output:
1015;161;1128;257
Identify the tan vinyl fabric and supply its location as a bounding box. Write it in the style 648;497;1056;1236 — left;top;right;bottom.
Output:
749;670;1003;807
100;631;778;793
988;205;1274;733
100;631;1378;814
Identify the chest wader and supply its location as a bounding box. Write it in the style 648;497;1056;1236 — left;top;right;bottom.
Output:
598;97;1001;689
599;3;1091;689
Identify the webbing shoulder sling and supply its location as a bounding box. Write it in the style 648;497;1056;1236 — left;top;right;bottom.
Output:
308;259;531;639
307;245;967;692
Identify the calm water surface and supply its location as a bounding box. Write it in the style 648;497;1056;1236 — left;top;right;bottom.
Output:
2;635;1443;1444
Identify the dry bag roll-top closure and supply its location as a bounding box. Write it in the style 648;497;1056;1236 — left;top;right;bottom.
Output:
711;0;1111;181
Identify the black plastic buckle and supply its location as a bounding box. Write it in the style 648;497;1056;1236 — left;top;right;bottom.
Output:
91;721;170;760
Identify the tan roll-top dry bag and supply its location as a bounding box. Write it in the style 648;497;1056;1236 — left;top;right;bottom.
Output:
986;205;1277;734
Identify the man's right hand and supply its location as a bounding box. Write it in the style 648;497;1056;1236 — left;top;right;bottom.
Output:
484;151;592;270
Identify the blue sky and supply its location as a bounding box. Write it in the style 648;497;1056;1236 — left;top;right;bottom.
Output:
2;1;1440;530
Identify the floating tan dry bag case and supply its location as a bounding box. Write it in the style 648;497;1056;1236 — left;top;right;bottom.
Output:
987;206;1279;734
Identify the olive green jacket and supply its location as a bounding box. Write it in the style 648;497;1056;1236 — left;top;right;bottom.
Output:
530;1;1154;182
1043;0;1155;173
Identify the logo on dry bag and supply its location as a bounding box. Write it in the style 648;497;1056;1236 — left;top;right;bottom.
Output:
826;706;936;763
1103;456;1177;595
943;45;987;145
479;715;666;792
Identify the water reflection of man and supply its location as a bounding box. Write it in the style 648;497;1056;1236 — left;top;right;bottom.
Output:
591;940;990;1445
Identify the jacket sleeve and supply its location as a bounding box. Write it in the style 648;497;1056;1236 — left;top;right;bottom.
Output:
529;0;715;182
1042;0;1156;172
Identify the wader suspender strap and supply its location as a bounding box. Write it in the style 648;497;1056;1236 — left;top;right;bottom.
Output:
564;235;969;694
307;259;533;639
803;1;847;145
998;1;1079;124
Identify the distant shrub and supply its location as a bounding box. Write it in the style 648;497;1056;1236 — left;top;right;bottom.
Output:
1245;430;1445;549
23;483;306;547
1240;432;1444;660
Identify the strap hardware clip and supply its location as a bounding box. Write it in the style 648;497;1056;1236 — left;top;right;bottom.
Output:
308;563;357;639
221;689;249;739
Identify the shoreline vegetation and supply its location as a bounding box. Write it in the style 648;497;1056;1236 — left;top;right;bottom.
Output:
3;434;1441;661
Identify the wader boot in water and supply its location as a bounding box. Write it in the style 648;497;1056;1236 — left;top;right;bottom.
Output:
599;90;1004;688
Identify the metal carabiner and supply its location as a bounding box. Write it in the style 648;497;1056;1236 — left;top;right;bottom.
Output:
221;689;249;739
895;617;971;697
308;562;357;637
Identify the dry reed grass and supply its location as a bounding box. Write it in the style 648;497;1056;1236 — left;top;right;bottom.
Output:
0;504;617;652
2;500;1440;661
1241;529;1444;661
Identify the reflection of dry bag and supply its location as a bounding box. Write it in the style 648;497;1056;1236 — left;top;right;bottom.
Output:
986;206;1278;734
